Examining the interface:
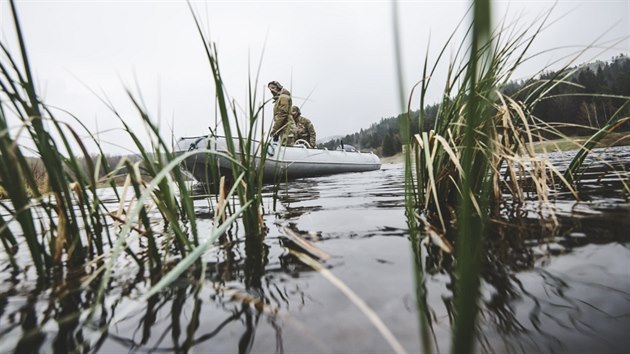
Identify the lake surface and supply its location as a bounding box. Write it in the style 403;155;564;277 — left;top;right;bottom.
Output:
0;146;629;353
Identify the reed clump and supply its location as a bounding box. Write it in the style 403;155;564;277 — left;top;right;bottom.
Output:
0;6;271;351
399;1;629;352
0;0;257;292
1;1;98;274
405;7;630;232
185;4;286;288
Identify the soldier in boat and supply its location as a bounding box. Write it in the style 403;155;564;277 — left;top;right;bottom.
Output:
291;105;317;148
268;81;295;145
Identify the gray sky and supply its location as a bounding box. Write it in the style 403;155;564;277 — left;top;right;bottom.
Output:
1;0;628;154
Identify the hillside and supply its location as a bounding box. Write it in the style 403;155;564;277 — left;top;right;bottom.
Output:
320;55;630;157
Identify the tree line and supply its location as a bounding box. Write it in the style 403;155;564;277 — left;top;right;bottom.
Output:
0;153;145;196
320;55;630;156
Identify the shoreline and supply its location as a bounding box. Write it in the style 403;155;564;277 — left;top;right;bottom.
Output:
378;132;630;164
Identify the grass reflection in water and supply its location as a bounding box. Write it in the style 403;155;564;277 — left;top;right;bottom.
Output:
1;156;628;353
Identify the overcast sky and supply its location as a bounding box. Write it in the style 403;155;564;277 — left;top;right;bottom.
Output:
1;0;628;154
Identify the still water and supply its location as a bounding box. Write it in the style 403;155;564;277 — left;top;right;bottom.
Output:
0;147;629;353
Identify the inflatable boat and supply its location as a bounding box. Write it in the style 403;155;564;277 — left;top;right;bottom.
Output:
176;135;381;183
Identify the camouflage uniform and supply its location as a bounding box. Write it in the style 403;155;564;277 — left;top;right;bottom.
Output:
270;87;295;145
295;115;316;147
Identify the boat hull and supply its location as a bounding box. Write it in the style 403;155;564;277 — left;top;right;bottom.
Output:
176;136;381;183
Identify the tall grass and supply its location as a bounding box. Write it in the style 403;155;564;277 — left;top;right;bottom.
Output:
392;2;433;353
0;0;265;298
564;101;630;185
188;4;274;288
0;2;272;349
449;1;492;351
1;0;104;276
397;0;628;352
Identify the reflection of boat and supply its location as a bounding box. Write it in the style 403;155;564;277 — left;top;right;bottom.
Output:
176;135;381;183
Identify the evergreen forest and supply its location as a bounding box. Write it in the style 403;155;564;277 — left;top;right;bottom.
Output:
320;55;630;156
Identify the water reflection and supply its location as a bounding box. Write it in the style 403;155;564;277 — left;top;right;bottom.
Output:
14;291;46;353
81;274;292;353
0;148;628;353
266;179;322;220
422;197;630;353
